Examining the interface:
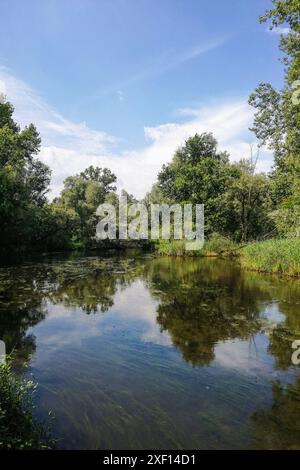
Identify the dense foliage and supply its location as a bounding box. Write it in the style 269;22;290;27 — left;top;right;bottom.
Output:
153;134;274;242
0;100;51;256
0;100;118;257
0;0;298;259
249;0;300;236
0;361;51;449
52;165;117;247
148;0;300;248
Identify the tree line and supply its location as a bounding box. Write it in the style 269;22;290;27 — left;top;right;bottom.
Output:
0;0;299;258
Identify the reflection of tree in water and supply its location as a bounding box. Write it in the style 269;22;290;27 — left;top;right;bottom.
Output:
50;275;117;314
144;258;300;369
251;377;300;449
145;260;300;447
2;254;300;372
244;278;300;449
268;286;300;370
0;256;143;361
268;327;298;370
3;254;300;449
245;275;300;370
48;257;143;313
144;257;263;366
0;269;47;363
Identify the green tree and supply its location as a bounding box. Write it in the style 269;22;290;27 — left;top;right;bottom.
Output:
0;98;52;256
55;165;117;246
144;182;165;205
157;133;239;235
249;0;300;236
223;159;273;242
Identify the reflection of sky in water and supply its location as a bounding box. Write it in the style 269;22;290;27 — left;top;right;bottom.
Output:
30;280;171;353
260;302;285;324
8;256;300;449
214;335;284;380
29;273;298;387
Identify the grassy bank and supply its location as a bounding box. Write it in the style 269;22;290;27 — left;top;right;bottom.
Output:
155;234;240;257
155;239;197;256
0;361;52;449
155;236;300;278
241;238;300;277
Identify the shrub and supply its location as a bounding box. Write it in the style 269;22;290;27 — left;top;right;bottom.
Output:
0;361;52;449
202;233;240;256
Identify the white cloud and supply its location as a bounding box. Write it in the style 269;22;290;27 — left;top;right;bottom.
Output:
214;337;273;376
113;280;172;346
0;66;115;154
267;26;290;35
0;67;274;200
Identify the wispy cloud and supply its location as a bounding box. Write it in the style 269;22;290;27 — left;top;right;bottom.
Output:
0;67;273;200
0;66;116;155
88;38;227;101
127;38;226;83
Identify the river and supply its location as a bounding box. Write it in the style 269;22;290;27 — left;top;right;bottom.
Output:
1;252;300;449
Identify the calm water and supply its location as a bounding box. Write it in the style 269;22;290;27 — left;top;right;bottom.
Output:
1;253;300;449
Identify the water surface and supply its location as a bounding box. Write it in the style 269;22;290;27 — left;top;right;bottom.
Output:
1;253;300;449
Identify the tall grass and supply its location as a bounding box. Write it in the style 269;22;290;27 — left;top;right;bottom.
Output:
155;234;239;257
241;238;300;277
155;236;300;277
201;233;240;257
155;239;197;256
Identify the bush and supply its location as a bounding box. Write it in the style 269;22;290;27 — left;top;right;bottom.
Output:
0;361;52;449
202;233;240;256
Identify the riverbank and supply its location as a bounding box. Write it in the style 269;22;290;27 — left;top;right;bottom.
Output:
240;238;300;278
0;361;52;449
155;234;240;258
155;236;300;278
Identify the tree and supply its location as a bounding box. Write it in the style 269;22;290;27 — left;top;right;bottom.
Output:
55;165;117;245
223;159;273;242
249;0;300;237
0;98;52;256
157;133;239;235
144;183;165;206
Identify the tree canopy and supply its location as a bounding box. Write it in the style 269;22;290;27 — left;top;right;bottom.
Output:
249;0;300;236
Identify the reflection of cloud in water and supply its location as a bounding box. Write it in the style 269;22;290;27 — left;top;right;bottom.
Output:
214;335;275;377
31;302;104;350
31;280;171;351
260;302;285;324
107;280;172;347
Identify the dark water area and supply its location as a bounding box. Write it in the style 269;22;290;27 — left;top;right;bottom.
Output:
1;252;300;449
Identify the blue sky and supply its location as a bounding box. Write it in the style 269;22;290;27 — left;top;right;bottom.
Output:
0;0;285;197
